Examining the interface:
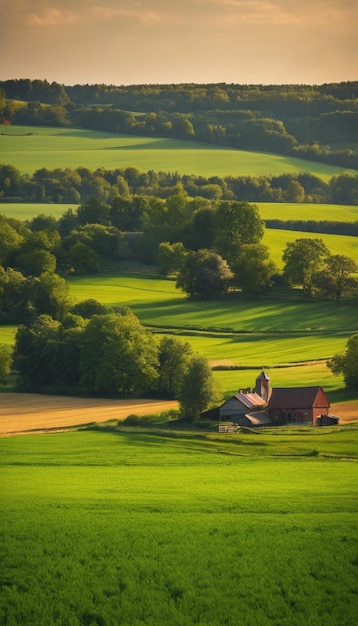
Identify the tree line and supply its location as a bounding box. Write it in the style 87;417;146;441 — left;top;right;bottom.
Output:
1;79;358;169
1;304;222;419
1;163;358;206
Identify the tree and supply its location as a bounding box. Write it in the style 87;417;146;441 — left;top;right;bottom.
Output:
231;243;277;296
157;241;187;276
158;336;193;398
328;334;358;390
30;272;69;319
215;201;264;265
177;354;222;420
79;310;159;396
0;266;29;323
70;299;111;318
0;346;12;385
176;249;233;299
282;238;330;295
313;255;358;303
13;315;61;390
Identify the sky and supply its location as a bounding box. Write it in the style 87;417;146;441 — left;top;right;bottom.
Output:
2;0;357;86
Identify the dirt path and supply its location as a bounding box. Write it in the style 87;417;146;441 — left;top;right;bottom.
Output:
0;394;178;437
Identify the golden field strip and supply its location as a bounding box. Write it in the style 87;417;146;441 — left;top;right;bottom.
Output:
0;394;177;437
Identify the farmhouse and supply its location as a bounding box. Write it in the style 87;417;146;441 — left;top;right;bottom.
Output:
204;370;336;427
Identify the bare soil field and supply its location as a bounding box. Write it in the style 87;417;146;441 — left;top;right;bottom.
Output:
0;394;178;437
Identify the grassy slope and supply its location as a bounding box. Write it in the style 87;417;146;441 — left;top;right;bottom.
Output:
256;202;358;223
67;273;358;332
1;125;356;179
0;431;357;625
263;228;358;268
1;201;358;224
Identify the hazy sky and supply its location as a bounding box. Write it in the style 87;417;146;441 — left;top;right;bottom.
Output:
2;0;357;86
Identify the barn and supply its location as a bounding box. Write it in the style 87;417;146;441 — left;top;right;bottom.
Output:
267;386;330;426
217;391;269;426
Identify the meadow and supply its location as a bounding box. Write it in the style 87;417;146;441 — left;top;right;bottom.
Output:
1;202;358;224
67;273;358;334
256;202;358;223
1;125;355;180
1;430;357;625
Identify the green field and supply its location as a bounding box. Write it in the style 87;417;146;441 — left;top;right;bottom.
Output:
1;201;358;224
1;125;355;180
1;430;357;625
263;228;358;268
0;202;79;221
256;202;358;223
67;273;358;333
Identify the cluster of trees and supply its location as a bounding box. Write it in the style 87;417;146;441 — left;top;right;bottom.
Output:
1;163;358;206
1;196;357;324
3;305;222;418
1;79;358;169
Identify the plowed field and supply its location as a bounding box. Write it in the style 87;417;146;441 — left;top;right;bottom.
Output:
0;394;178;437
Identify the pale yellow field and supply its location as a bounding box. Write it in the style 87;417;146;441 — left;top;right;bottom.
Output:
0;394;178;437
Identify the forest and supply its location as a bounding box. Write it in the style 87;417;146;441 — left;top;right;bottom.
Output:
1;79;358;170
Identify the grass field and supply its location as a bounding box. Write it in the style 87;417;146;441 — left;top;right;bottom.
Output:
0;430;357;625
1;125;356;180
0;202;79;221
67;273;358;333
256;202;358;223
262;228;358;268
1;201;358;225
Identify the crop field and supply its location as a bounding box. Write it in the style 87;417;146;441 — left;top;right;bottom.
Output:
0;394;178;437
0;430;357;625
1;125;355;180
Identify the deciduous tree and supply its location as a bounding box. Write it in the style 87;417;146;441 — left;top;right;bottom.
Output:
313;254;358;303
176;249;233;299
328;334;358;390
282;238;330;295
177;354;222;420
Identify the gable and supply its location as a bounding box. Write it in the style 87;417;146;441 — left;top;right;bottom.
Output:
221;392;267;412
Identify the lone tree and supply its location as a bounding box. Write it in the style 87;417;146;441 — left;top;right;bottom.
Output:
177;354;222;420
176;249;233;299
313;254;358;303
327;334;358;391
282;238;330;295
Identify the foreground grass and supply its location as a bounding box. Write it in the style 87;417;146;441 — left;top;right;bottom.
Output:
1;125;355;180
0;430;357;625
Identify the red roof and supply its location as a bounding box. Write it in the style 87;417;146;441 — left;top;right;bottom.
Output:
268;387;329;410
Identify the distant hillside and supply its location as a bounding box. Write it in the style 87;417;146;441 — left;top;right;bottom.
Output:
1;79;358;170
